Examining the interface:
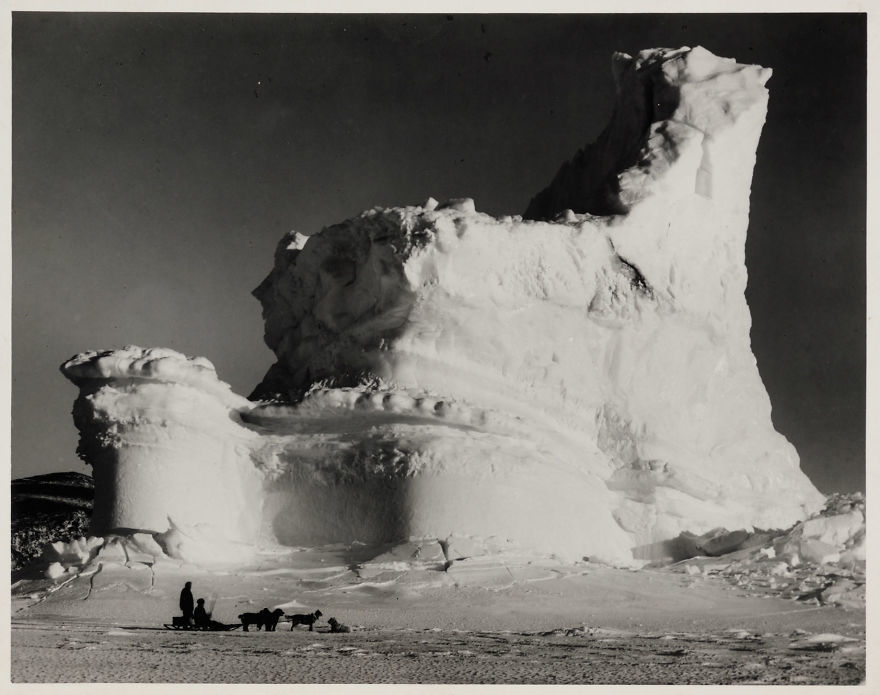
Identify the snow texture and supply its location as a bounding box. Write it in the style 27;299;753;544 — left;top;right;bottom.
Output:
61;46;824;567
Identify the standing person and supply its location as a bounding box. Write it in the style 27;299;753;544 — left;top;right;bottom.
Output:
179;581;194;626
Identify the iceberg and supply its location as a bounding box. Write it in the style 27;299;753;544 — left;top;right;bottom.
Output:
60;46;825;568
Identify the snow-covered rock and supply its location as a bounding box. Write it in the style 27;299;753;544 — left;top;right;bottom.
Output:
11;471;94;570
61;46;824;568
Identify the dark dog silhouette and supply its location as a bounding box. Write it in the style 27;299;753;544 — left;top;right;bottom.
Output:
286;609;322;631
262;608;284;631
238;609;268;631
238;608;284;631
327;617;351;633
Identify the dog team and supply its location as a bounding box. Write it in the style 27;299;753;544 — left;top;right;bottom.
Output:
237;608;325;632
179;581;350;632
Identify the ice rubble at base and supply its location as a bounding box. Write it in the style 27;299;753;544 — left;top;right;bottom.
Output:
59;46;831;570
671;493;865;608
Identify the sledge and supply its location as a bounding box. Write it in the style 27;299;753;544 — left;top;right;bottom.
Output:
164;617;241;631
163;622;241;631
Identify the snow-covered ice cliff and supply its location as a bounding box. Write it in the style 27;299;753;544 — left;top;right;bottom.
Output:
61;46;824;568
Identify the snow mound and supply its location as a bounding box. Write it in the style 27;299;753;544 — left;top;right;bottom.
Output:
60;47;823;568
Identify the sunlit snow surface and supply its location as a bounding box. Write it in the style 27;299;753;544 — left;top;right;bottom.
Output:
60;46;824;569
34;494;864;616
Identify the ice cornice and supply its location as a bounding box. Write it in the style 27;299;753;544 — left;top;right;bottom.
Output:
61;345;250;409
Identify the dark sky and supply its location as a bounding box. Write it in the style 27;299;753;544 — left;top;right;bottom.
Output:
11;13;866;494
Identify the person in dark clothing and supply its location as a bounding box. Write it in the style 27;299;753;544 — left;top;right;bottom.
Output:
179;581;194;626
193;598;210;629
191;598;228;630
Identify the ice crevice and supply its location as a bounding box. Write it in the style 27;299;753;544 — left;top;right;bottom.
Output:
58;46;824;570
84;563;102;601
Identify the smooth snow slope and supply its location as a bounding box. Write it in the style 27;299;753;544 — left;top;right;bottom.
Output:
61;47;824;568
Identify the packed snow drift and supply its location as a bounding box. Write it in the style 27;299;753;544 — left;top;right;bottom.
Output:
60;46;825;569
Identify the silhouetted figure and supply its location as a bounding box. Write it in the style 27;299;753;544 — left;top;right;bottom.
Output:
179;581;194;626
193;598;210;629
